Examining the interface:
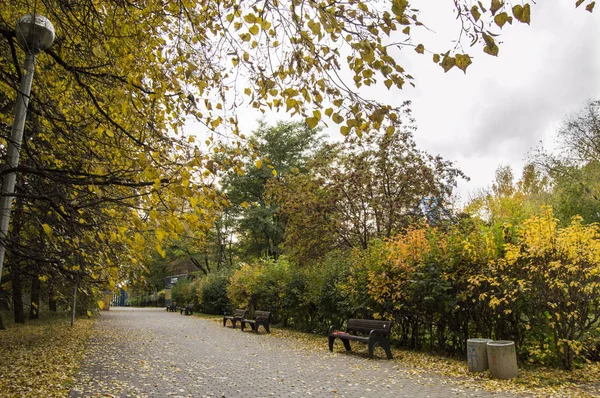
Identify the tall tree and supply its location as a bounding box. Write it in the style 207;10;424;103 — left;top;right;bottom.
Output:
223;121;323;260
533;100;600;224
270;119;466;261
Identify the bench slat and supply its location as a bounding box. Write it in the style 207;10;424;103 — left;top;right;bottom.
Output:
347;319;391;335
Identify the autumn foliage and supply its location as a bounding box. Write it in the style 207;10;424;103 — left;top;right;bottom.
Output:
224;206;600;369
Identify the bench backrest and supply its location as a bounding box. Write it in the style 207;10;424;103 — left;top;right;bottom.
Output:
253;310;271;321
233;309;246;317
346;319;392;336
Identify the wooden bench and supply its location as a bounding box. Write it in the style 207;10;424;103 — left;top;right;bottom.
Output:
223;309;247;328
328;319;393;359
240;310;272;333
179;305;193;315
166;303;177;312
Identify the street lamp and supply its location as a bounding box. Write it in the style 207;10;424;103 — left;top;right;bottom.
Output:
0;14;55;283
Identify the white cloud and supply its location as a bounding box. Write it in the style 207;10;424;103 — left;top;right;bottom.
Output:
404;2;600;199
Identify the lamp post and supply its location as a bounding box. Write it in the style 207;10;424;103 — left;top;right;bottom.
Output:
0;14;55;284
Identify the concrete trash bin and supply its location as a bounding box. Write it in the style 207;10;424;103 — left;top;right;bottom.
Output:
487;340;518;379
467;338;493;372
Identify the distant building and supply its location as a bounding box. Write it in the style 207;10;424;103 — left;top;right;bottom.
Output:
111;288;128;307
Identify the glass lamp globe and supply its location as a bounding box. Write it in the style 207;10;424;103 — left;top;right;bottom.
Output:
16;14;55;54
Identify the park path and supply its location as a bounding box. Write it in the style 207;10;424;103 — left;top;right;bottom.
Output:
69;307;523;398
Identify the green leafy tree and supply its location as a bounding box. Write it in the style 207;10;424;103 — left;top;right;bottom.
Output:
222;121;323;260
532;100;600;224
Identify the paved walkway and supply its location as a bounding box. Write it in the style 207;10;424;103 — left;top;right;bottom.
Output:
69;307;523;398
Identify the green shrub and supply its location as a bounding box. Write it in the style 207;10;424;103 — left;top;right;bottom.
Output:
171;277;195;305
196;274;230;314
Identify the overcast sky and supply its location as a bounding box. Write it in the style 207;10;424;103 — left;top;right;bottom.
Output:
198;2;599;205
397;2;600;202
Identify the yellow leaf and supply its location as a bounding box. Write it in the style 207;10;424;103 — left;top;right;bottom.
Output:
433;53;440;63
391;0;408;16
484;44;499;56
471;6;481;21
87;311;92;317
455;54;472;73
155;243;166;258
440;56;456;72
415;44;424;54
272;169;278;177
249;25;259;35
512;4;524;21
586;1;595;12
255;159;263;169
42;224;52;238
340;126;350;136
92;45;105;58
240;201;249;209
494;12;509;28
306;117;319;129
98;300;105;310
490;0;504;15
521;3;531;24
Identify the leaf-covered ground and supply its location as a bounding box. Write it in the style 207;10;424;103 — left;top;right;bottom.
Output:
261;325;600;398
0;315;94;398
2;311;598;398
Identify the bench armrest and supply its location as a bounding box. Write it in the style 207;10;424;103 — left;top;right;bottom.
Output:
368;329;389;338
328;325;337;336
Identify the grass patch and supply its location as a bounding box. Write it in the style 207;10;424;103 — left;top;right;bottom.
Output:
0;314;95;398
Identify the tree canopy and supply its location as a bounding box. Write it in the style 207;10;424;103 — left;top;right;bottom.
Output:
0;0;594;325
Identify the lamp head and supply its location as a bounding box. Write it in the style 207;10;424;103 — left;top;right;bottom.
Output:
16;14;55;54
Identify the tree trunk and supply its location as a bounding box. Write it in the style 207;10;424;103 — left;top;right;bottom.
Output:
0;313;5;330
48;282;57;312
29;274;40;319
71;282;77;327
11;263;24;323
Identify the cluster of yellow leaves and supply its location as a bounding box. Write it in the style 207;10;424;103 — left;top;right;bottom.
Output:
0;317;95;398
226;263;265;309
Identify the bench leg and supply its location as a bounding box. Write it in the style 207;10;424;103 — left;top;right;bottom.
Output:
368;339;393;359
241;321;246;332
223;318;227;327
231;319;237;328
328;336;335;352
341;338;351;351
